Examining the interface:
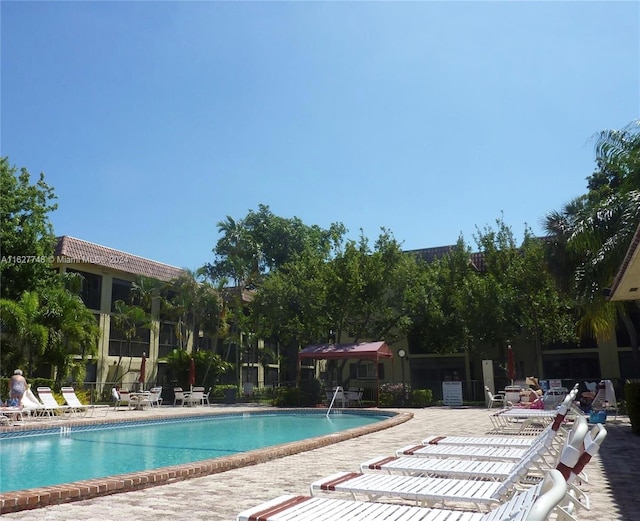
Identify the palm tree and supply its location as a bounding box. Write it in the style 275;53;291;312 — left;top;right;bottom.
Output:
544;120;640;374
110;300;156;382
0;291;48;376
39;282;101;384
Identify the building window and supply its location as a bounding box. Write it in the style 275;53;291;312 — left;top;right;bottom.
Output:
616;308;640;348
349;362;384;380
67;269;102;310
158;322;179;358
111;278;132;311
542;353;600;380
108;321;150;358
544;335;598;350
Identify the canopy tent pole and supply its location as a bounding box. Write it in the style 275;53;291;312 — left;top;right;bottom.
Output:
375;356;380;407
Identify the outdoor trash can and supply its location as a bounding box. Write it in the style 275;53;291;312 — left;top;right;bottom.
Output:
224;388;237;404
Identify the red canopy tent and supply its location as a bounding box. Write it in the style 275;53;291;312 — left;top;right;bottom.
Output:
297;341;393;407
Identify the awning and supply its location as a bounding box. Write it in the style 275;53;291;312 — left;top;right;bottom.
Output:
298;341;393;361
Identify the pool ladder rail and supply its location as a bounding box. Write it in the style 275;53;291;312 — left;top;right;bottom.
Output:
326;386;344;418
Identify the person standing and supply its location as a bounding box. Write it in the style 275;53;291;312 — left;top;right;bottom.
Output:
8;369;27;407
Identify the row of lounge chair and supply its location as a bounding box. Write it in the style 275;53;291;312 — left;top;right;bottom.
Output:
1;384;206;423
238;385;605;521
0;386;111;422
487;384;583;435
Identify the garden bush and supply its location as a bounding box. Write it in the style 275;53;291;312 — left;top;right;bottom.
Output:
624;382;640;435
411;388;433;407
379;382;409;407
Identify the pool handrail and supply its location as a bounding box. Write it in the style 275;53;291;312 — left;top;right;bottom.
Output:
326;386;344;418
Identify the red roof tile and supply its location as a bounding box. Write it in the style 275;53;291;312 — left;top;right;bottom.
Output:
54;236;186;282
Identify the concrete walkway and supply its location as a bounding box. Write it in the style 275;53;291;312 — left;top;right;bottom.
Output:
1;405;637;521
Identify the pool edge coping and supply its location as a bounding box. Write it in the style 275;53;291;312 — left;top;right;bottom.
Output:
0;408;412;513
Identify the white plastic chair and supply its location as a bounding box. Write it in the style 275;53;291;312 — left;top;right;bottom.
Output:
114;388;132;410
173;387;185;406
148;387;163;407
202;387;211;406
485;386;506;409
185;387;204;407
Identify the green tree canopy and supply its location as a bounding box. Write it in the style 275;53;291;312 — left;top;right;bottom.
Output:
0;157;58;300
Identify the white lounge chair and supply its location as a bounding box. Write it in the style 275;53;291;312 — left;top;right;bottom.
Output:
362;455;519;481
394;398;577;461
489;385;580;435
22;387;52;418
61;386;109;417
395;441;531;462
360;410;587;482
36;387;73;417
0;406;24;424
238;469;568;521
420;403;573;450
310;417;596;512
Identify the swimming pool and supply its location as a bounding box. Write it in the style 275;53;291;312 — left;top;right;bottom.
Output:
0;410;393;493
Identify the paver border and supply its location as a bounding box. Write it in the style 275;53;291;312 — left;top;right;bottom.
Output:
0;408;412;513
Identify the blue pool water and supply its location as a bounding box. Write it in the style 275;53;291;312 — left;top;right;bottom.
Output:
0;411;389;492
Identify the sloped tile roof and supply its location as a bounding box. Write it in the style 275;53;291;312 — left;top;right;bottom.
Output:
54;236;186;282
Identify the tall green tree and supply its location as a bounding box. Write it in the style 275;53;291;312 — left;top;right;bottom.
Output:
162;270;225;353
0;158;58;300
409;220;574;378
407;238;479;355
253;228;420;383
324;229;418;344
205;206;345;382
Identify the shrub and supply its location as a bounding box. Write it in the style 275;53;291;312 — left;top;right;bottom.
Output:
624;382;640;435
211;384;237;399
411;389;433;407
300;378;322;405
271;387;302;407
379;382;409;407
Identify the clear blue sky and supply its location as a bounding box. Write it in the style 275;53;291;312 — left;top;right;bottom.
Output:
2;1;638;271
